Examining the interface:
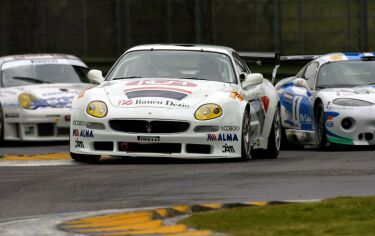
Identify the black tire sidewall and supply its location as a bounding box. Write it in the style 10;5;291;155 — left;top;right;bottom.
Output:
315;103;328;148
241;109;251;161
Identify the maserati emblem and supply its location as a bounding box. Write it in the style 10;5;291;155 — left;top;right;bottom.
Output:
146;122;152;133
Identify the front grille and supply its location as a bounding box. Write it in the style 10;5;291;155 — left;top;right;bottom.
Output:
109;120;190;133
94;142;114;151
186;144;211;154
38;123;54;136
118;142;181;153
57;127;69;136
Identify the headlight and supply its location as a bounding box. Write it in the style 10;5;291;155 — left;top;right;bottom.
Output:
195;104;222;120
86;101;108;118
333;98;373;106
18;93;38;109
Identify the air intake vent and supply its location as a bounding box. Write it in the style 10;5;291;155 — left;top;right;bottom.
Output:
109;120;190;133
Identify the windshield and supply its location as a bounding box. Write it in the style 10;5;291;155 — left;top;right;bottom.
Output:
107;50;236;83
317;61;375;88
2;63;89;87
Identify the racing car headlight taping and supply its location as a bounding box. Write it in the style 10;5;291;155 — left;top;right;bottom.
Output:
333;98;374;106
18;93;38;109
194;104;222;120
86;101;108;118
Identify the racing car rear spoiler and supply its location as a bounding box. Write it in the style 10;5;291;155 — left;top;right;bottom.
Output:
239;52;319;84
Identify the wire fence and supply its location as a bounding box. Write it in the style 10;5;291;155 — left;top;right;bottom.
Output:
0;0;374;63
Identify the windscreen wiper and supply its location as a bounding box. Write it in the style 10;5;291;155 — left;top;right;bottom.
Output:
112;76;143;80
179;77;207;80
12;76;51;84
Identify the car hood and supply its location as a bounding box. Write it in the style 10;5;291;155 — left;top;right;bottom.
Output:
1;83;93;108
103;79;232;109
321;86;375;102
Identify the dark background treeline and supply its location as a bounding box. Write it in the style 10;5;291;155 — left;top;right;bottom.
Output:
0;0;374;73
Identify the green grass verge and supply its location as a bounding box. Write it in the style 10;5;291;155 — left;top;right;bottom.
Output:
181;196;375;236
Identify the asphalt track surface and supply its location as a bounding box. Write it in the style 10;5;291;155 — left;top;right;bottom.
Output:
0;142;375;222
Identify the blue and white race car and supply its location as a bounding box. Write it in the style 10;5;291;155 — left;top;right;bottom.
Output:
276;52;375;148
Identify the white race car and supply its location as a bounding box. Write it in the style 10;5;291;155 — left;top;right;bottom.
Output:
276;52;375;148
0;54;93;141
70;44;280;162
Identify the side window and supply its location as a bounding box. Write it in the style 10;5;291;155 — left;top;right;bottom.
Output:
304;62;318;89
296;65;307;78
232;52;249;73
234;60;245;73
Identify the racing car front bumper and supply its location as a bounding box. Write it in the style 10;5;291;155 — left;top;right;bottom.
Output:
3;108;71;141
70;107;244;159
325;106;375;145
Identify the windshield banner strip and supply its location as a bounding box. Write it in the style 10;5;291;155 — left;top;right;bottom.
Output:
2;59;86;70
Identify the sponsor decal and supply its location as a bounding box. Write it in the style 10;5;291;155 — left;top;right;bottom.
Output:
73;120;85;126
118;99;133;106
326;106;354;111
286;94;313;130
125;89;190;100
221;125;240;132
3;103;19;108
299;113;312;123
330;55;343;61
323;111;340;129
126;80;197;87
44;96;74;108
222;144;235;153
4;113;19;118
325;102;332;110
137;136;160;142
75;139;84;148
325;102;354;111
31;96;74;109
207;133;239;142
73;129;94;138
42;91;77;96
327;114;334;121
123;79;197;100
326;121;334;128
78;90;85;98
30;59;58;64
25;126;35;135
325;112;337;128
230;92;244;101
118;98;190;108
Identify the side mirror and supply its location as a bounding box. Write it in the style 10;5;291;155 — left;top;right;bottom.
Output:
88;69;105;84
242;73;263;88
293;78;311;92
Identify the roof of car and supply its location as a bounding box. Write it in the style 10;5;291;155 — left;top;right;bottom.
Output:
316;52;375;64
125;44;235;55
0;53;82;65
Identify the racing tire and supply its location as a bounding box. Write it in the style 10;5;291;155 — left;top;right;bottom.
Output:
315;102;328;149
280;127;288;149
240;108;252;161
70;152;101;163
280;127;304;150
250;105;281;159
0;105;4;145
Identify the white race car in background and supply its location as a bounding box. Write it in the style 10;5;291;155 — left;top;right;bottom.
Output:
276;52;375;148
0;54;93;141
70;44;280;162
